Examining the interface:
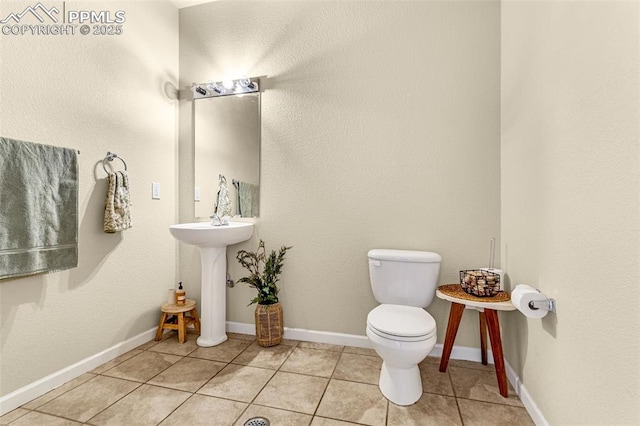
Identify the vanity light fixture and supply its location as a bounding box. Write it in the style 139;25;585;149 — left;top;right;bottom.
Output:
192;77;259;99
206;81;225;94
238;78;256;90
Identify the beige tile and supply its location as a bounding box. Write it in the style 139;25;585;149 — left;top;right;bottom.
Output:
22;373;96;409
310;417;354;425
388;393;462;425
232;342;294;369
198;364;275;402
234;405;312;426
148;338;199;356
297;341;344;352
316;379;387;426
189;338;251;363
148;357;226;392
10;411;81;425
458;398;535;426
280;347;341;378
88;384;190;425
448;358;495;371
279;338;301;347
38;376;140;423
332;352;382;385
419;362;455;396
136;340;160;351
90;350;143;374
421;355;442;365
254;371;328;414
343;346;378;357
449;367;523;407
227;332;256;341
102;351;182;382
160;394;247;426
0;408;30;424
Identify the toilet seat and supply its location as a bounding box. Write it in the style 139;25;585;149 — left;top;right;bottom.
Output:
367;304;436;342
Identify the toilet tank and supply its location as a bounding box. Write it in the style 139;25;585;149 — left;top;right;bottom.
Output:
368;249;442;308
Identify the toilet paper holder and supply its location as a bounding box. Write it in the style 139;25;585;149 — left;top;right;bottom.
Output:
528;298;557;314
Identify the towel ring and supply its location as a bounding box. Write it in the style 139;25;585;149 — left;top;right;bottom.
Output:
102;151;127;173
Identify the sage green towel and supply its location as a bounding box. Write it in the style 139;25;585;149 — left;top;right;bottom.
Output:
0;137;78;280
235;181;259;218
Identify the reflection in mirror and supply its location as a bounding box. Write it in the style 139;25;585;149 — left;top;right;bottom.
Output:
194;93;260;218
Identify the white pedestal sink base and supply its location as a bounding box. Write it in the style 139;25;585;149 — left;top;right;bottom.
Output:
168;222;254;348
196;247;229;347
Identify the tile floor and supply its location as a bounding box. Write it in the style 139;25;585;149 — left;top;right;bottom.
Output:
1;331;534;425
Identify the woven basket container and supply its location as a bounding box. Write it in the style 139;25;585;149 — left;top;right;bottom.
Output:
460;269;501;297
255;302;284;347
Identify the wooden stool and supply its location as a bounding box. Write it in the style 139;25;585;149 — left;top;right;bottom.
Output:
154;299;201;344
436;284;515;398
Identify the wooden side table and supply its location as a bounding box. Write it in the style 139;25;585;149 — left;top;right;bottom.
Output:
155;299;201;344
436;284;515;397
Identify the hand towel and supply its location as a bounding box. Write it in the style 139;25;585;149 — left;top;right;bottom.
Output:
103;171;132;233
234;180;260;218
0;137;78;280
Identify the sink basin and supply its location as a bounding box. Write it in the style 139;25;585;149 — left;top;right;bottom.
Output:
169;221;254;347
169;222;253;248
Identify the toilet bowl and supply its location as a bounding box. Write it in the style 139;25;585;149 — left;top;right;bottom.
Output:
367;304;437;405
366;249;441;406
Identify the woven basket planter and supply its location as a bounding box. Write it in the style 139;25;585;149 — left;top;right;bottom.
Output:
255;302;284;347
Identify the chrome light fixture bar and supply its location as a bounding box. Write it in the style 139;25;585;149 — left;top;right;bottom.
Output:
192;77;259;99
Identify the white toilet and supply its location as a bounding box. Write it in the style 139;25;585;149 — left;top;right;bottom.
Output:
366;249;441;406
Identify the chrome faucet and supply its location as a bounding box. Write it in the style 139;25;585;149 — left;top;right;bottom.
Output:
210;214;229;226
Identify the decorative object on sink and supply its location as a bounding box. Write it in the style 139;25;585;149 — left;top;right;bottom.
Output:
215;174;232;218
460;269;501;297
236;240;292;347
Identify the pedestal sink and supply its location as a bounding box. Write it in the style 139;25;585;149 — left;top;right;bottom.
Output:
169;222;253;347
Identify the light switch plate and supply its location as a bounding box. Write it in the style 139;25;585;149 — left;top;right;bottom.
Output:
194;186;200;201
152;182;161;199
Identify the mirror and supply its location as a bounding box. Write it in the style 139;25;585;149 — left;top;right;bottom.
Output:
194;93;260;218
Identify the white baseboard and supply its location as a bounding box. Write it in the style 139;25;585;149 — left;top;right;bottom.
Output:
1;321;549;426
226;321;372;348
0;327;157;416
505;361;549;426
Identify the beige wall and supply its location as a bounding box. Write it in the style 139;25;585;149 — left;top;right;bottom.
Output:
501;1;640;424
0;1;179;396
179;2;501;344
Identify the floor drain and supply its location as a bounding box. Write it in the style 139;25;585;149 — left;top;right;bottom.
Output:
244;417;270;426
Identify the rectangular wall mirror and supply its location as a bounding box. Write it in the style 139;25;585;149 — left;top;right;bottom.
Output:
194;92;260;218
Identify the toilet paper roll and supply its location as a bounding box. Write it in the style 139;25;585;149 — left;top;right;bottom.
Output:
480;268;504;291
511;284;548;319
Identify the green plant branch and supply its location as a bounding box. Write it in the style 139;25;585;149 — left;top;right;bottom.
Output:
236;240;292;306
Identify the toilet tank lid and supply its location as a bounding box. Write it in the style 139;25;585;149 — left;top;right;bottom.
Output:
368;249;441;263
